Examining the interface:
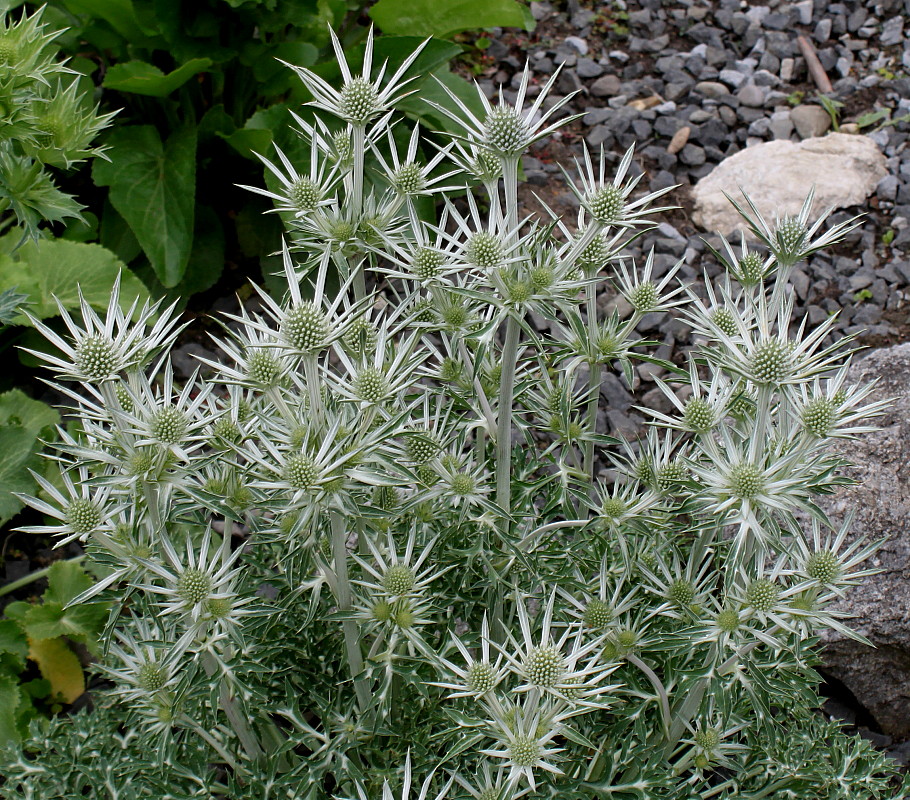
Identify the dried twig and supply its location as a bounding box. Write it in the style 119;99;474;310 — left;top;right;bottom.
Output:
797;34;834;94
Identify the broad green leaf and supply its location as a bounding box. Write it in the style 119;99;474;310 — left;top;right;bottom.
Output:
93;125;197;288
28;636;84;704
0;621;28;670
397;67;485;135
222;104;290;160
369;0;529;38
102;57;213;97
43;561;93;607
21;601;108;641
59;0;149;42
99;199;142;264
0;390;59;437
0;673;21;745
0;426;44;524
0;238;149;324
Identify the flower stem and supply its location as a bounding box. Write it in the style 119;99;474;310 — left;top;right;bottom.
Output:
582;284;603;492
496;314;521;513
330;510;371;711
0;555;85;598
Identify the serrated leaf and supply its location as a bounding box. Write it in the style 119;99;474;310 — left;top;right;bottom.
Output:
0;620;28;670
0;426;44;524
0;238;149;324
43;561;93;607
369;0;529;38
22;601;108;641
102;57;213;97
93;125;197;287
27;637;84;704
0;673;21;744
0;390;59;436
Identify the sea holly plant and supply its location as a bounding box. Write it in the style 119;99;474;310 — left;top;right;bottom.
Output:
1;35;906;800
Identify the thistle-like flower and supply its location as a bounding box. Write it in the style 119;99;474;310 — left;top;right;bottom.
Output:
285;26;428;126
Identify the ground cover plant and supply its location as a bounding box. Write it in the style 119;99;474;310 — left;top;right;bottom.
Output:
1;30;908;799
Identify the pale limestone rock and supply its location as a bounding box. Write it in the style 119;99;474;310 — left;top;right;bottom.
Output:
692;133;887;235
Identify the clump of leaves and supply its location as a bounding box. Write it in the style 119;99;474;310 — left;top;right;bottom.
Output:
0;560;108;745
0;6;114;241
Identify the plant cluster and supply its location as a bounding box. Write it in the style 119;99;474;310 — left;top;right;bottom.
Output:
1;31;907;800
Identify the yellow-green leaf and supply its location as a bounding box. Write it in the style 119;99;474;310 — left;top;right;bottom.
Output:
28;637;84;704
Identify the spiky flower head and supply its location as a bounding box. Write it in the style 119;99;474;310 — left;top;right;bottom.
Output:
284;454;319;492
64;499;101;533
150;406;189;444
586;184;624;224
246;349;282;387
406;431;441;464
524;645;564;688
465;232;503;269
136;661;167;693
736;251;766;285
177;568;212;605
728;462;764;500
683;397;714;433
715;608;740;633
449;472;476;496
411;247;444;282
509;736;540;768
656;460;688;494
583;599;612;629
393;162;425;196
745;578;778;612
628;282;658;313
340;77;380;125
805;550;841;584
290;177;321;211
354;366;388;404
282;302;328;353
483;105;530;156
577;231;610;273
694;727;720;752
383;564;416;595
342;316;379;353
749;339;790;384
775;216;807;261
801;397;836;438
711;308;738;338
668;579;696;608
74;335;119;382
466;661;498;694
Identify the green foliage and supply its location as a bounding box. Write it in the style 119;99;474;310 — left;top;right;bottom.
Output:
369;0;533;38
0;6;114;239
815;94;844;132
882;228;895;246
0;389;58;524
0;235;149;322
92;125;197;288
0;560;108;745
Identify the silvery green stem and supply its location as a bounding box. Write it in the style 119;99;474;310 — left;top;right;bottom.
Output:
301;355;323;428
496;314;521;513
331;510;371;711
351;124;366;221
201;651;264;762
502;157;520;242
582;286;602;491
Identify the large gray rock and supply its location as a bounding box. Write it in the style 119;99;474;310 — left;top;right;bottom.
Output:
811;343;910;738
692;133;888;236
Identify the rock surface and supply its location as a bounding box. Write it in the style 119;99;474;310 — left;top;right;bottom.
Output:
692;133;888;235
814;343;910;738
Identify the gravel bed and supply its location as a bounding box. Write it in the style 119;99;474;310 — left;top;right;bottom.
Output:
453;0;910;441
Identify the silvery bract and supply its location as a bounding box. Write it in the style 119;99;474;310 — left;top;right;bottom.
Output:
6;29;904;800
